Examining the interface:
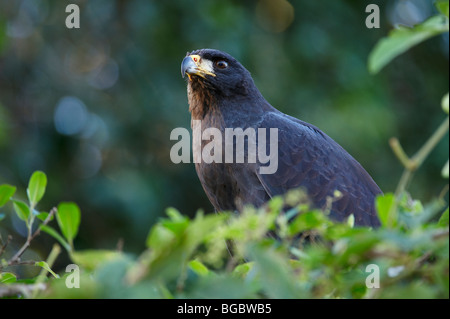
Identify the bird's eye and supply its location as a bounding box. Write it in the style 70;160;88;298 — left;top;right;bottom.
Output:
193;57;198;62
215;60;228;69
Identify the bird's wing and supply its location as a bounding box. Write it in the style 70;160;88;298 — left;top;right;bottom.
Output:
254;111;381;227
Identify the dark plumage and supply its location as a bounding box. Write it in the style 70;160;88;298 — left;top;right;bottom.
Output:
181;48;381;227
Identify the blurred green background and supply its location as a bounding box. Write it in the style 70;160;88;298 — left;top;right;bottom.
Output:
0;0;448;264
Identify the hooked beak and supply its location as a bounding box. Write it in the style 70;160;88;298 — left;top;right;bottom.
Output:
181;55;216;81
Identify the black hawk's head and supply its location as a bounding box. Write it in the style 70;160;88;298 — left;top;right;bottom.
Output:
181;49;258;99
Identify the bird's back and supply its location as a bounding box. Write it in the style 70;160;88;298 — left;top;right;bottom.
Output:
255;110;382;227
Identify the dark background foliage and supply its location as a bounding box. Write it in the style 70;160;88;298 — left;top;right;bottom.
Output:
0;0;448;265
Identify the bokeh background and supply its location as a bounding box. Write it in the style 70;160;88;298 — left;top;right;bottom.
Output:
0;0;448;269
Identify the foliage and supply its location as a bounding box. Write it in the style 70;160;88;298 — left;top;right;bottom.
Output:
368;10;449;74
0;0;448;300
0;176;448;299
0;171;80;297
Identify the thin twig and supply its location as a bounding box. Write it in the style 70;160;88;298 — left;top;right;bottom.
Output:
9;207;57;264
0;259;38;272
389;137;413;170
116;238;124;252
9;260;37;266
0;234;12;257
390;116;449;197
415;251;433;268
388;116;449;227
411;116;449;169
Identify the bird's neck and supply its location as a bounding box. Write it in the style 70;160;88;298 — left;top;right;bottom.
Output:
187;85;216;121
188;85;270;125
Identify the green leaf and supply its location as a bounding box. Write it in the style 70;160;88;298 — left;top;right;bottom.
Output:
442;92;449;114
232;262;254;278
347;214;355;228
288;210;329;235
146;224;176;248
36;211;53;222
13;200;30;222
249;244;303;298
35;261;60;278
334;230;379;263
56;202;81;246
27;171;47;207
438;207;449;227
0;272;17;283
166;207;185;221
375;193;396;227
442;160;449;178
40;224;71;252
0;184;16;207
159;207;190;236
436;0;449;18
369;15;449;74
188;260;210;277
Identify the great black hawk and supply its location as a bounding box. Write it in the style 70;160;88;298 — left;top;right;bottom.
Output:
181;48;381;227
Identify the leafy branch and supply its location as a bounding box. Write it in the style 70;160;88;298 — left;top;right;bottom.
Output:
0;171;81;292
368;1;449;74
390;115;449;197
368;0;449;227
8;207;56;266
